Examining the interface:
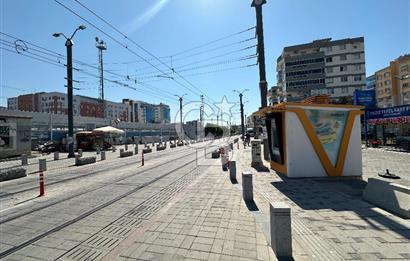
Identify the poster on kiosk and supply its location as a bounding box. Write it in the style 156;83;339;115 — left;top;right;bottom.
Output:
255;98;364;178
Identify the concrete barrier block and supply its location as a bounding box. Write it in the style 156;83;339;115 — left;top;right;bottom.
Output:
120;151;133;158
270;202;292;259
229;161;236;181
211;150;220;158
54;151;59;161
39;159;47;172
78;149;83;157
170;143;176;148
363;178;410;218
142;148;152;154
101;151;106;161
21;154;28;165
242;172;253;201
76;156;97;166
0;168;27;182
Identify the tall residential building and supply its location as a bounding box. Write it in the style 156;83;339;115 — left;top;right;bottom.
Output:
374;54;410;108
366;75;376;90
122;99;171;124
276;37;366;102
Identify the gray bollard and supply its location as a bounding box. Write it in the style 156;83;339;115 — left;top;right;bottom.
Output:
75;154;81;165
78;149;83;157
21;154;28;165
39;159;47;172
112;146;116;152
119;149;124;156
101;151;106;161
134;144;139;154
125;144;128;151
229;161;236;181
54;151;59;161
96;147;101;155
242;172;253;201
270;202;292;259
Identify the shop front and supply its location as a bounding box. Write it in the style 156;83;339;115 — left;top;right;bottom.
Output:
366;105;410;150
255;102;363;178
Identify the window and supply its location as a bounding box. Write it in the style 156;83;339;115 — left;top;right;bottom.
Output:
354;75;362;81
328;88;334;94
355;64;362;70
384;72;390;77
353;53;360;59
377;75;383;80
341;76;348;82
326;67;333;73
326;57;333;63
340;65;347;72
326;78;334;84
342;87;348;93
340;55;347;61
401;65;409;72
353;45;358;49
384;80;391;85
326;46;332;52
339;44;346;50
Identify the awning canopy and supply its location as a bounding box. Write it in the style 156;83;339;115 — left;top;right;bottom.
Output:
92;126;125;134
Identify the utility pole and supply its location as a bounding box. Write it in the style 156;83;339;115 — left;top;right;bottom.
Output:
233;89;249;140
174;94;187;139
53;25;86;158
95;37;107;118
252;0;268;107
199;95;204;124
252;0;270;161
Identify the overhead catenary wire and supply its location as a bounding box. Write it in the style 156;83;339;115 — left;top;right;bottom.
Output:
56;0;204;99
1;32;177;100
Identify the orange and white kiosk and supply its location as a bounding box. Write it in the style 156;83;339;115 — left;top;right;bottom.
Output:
254;99;364;178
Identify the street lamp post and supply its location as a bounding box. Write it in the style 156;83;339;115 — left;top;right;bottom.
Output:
174;94;188;140
233;89;249;140
53;25;86;158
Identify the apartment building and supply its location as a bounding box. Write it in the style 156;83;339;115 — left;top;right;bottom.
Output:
276;37;366;102
374;55;410;108
122;99;171;124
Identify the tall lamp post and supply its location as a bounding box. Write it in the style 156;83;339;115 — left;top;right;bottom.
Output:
174;94;188;140
233;89;249;140
53;25;86;158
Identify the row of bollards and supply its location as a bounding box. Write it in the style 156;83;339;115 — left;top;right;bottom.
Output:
228;159;292;259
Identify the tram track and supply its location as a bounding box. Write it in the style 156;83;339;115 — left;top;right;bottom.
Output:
0;143;218;259
0;143;220;224
0;144;207;199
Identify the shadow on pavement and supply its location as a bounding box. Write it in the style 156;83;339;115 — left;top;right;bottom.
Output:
245;200;259;211
270;177;410;240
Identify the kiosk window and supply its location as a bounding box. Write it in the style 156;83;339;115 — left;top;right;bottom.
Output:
268;113;285;164
0;125;11;148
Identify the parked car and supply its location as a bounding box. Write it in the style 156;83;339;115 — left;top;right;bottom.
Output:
38;141;59;154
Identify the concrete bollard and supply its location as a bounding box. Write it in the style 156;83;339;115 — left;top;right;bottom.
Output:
229;161;236;181
75;154;81;165
21;154;28;165
54;151;59;161
134;144;138;154
270;202;292;259
101;151;106;161
125;144;128;151
39;159;47;172
78;149;83;157
112;146;116;152
119;149;124;156
242;172;253;201
96;147;101;155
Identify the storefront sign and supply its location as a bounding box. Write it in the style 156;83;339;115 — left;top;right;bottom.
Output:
366;105;410;119
353;90;376;108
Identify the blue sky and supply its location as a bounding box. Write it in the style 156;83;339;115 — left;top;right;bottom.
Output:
1;0;409;123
